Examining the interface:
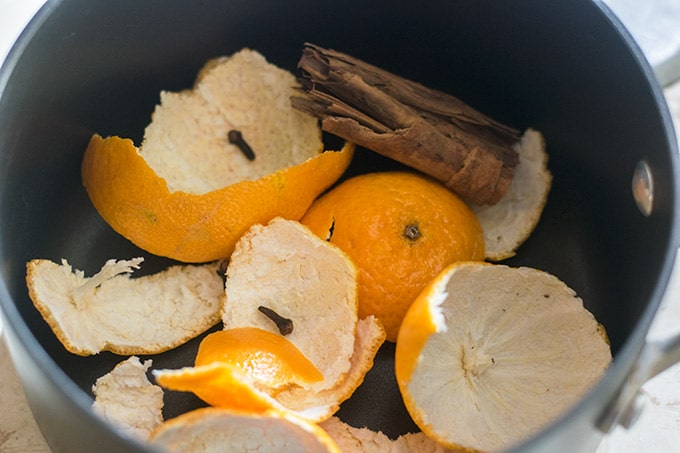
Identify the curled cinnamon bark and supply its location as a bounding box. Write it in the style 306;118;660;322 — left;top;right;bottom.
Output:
292;43;520;205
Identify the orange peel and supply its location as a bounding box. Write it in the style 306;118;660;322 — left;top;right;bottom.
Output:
149;407;341;453
154;362;284;413
92;356;164;439
194;327;323;389
320;416;451;453
222;218;362;393
25;257;223;356
274;315;385;420
82;49;354;263
395;262;612;451
471;129;552;261
82;135;353;263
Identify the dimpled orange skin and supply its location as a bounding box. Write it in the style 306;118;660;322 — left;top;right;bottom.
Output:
81;135;354;263
300;171;485;342
195;328;323;387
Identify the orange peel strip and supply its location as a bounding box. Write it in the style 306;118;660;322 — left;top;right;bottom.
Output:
82;135;354;262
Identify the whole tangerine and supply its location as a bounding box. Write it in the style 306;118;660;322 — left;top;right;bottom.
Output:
300;171;485;341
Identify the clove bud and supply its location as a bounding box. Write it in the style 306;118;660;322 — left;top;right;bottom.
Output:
258;305;294;335
228;129;256;161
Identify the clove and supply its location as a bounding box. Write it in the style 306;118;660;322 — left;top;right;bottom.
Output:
228;129;256;161
258;305;294;335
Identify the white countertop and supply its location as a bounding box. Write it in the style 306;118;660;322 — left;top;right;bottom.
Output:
1;1;680;451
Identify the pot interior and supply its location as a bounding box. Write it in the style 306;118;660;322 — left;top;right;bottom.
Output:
0;0;678;447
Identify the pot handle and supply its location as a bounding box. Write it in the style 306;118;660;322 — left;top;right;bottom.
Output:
597;328;680;432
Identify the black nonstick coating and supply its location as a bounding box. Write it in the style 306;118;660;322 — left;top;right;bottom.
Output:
0;0;678;452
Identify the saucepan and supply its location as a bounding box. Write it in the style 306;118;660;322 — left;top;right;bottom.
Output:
1;0;679;452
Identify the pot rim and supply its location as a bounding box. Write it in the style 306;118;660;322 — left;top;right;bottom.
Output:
510;0;680;449
0;1;151;450
0;1;679;452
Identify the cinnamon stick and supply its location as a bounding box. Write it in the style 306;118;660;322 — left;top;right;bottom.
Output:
291;43;520;205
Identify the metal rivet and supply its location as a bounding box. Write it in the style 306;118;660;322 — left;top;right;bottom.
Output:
632;160;654;217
